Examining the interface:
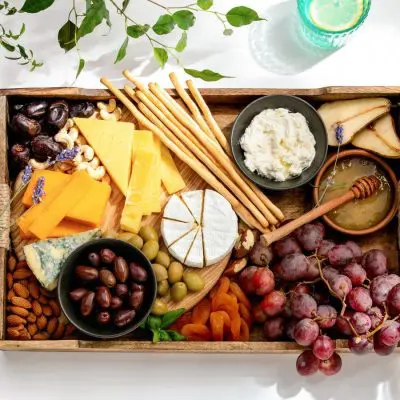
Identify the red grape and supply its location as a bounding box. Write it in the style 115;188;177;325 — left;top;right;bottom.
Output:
367;306;384;330
336;311;354;336
318;353;342;376
312;335;335;360
362;250;388;278
282;304;293;319
260;290;287;317
240;267;275;296
328;245;354;266
313;221;325;236
304;256;320;280
273;237;301;258
280;253;308;282
286;318;299;340
343;263;367;286
317;240;335;257
263;317;285;340
330;274;352;299
348;336;373;355
370;275;400;306
249;241;274;266
291;283;311;295
252;304;267;324
350;312;372;334
296;350;319;376
387;284;400;316
347;287;372;312
294;318;319;346
344;241;363;262
377;321;400;347
312;290;330;305
373;334;396;356
291;293;317;319
296;223;324;251
316;305;337;329
322;266;339;281
239;266;257;294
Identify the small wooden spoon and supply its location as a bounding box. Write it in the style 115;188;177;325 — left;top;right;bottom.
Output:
261;175;381;246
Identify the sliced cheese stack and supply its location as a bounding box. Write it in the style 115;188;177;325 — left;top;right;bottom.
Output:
161;189;238;268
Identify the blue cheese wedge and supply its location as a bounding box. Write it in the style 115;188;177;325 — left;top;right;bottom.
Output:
23;229;101;290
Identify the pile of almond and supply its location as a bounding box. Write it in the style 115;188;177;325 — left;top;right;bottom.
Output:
6;254;75;340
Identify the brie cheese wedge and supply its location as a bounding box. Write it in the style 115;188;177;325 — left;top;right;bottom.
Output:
161;219;195;247
185;228;204;268
169;227;198;262
163;194;194;223
181;190;203;224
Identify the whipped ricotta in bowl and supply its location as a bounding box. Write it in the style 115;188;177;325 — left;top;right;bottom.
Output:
239;108;316;182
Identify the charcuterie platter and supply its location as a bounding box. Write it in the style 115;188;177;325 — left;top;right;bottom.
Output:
0;81;400;377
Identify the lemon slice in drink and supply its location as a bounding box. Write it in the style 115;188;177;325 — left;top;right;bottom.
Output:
309;0;364;32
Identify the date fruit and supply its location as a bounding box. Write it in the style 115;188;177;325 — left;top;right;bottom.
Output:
97;311;111;325
130;262;148;283
69;288;88;302
75;266;99;281
11;143;30;167
100;248;116;264
96;286;111;308
132;283;144;292
47;100;69;132
114;257;129;283
130;290;144;310
99;269;116;288
31;135;62;161
69;102;95;118
11;113;41;138
88;252;100;267
115;283;128;297
114;310;136;328
110;296;123;310
80;292;95;316
25;100;48;119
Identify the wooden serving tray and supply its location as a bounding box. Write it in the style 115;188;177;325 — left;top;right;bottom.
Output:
0;86;399;353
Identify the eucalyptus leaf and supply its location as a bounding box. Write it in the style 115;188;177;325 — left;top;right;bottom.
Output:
58;20;78;52
152;14;175;35
226;6;263;27
197;0;213;10
20;0;55;13
172;10;196;30
153;47;168;68
127;24;150;38
175;31;187;52
75;58;85;79
160;308;185;329
151;328;160;343
184;68;233;82
114;37;129;63
78;0;108;39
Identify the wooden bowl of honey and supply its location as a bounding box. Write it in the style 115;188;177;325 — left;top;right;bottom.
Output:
313;149;399;235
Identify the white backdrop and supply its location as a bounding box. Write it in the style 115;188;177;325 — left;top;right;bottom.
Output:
1;1;400;399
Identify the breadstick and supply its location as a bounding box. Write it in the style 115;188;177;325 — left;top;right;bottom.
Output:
124;85;140;104
101;77;266;232
149;82;279;226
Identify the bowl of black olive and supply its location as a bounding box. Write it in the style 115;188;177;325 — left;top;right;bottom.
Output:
58;238;157;339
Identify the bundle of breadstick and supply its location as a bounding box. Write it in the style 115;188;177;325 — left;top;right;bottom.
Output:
100;71;284;232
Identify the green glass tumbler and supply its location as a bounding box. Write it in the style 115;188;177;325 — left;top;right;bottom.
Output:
297;0;371;49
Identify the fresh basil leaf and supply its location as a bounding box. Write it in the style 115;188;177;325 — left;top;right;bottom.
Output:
167;330;187;341
159;330;172;341
152;14;175;35
184;68;233;82
226;6;263;27
78;0;108;39
0;40;15;52
122;0;130;12
17;45;28;59
160;308;185;329
58;20;78;52
146;315;162;330
151;328;160;343
175;31;187;52
153;47;168;68
75;58;85;79
197;0;213;10
114;37;129;63
127;24;150;38
20;0;55;13
172;10;195;30
223;28;233;36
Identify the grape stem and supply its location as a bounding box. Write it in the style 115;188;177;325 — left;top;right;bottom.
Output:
366;304;389;338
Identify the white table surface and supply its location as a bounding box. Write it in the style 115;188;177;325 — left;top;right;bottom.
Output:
1;1;400;399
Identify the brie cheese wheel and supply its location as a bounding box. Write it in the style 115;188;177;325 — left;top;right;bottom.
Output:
161;189;238;268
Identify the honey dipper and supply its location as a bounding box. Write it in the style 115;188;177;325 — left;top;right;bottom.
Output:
261;176;381;246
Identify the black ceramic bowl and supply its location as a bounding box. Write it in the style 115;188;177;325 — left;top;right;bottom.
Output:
58;238;156;339
231;95;328;191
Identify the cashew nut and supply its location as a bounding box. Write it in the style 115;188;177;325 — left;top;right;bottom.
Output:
64;119;74;130
100;109;117;121
75;134;87;146
55;130;74;149
80;145;94;161
114;107;122;120
76;162;106;180
29;158;52;170
89;111;100;120
89;156;100;168
68;127;79;142
73;153;83;166
97;99;116;113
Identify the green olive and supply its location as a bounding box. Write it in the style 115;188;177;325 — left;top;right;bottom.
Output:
116;231;134;242
170;282;187;302
102;231;116;239
168;261;184;284
151;298;168;316
128;234;144;250
183;271;205;292
139;226;159;242
155;251;170;268
152;263;168;282
142;240;159;261
157;280;170;296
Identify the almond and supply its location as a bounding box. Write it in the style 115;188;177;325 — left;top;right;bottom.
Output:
49;299;61;317
7;314;26;326
27;323;38;336
27;312;37;323
13;269;32;280
32;300;42;316
46;317;58;336
6;273;13;289
42;305;52;317
52;323;65;339
37;315;47;330
7;328;20;339
28;281;40;299
33;332;48;340
19;329;31;340
7;256;17;272
7;289;16;303
16;260;28;270
13;283;30;298
38;295;49;305
9;306;29;318
224;258;248;277
11;296;32;309
40;287;57;298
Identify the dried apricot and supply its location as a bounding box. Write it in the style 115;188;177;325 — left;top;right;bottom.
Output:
209;285;218;299
229;282;251;309
216;277;230;295
230;314;241;341
181;324;211;341
239;318;250;341
171;312;193;333
192;298;211;325
212;293;238;312
238;303;252;328
215;310;231;330
214;303;238;321
210;312;224;341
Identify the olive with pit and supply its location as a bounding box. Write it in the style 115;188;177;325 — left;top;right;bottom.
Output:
116;232;134;242
96;286;111;308
100;248;116;264
99;269;116;288
139;226;158;242
69;288;88;302
75;266;99;281
114;256;129;282
142;240;159;261
151;298;168;316
115;283;129;297
157;280;169;296
115;309;136;328
155;251;170;268
183;271;205;292
80;292;95;316
168;262;183;284
110;296;123;310
130;262;148;283
97;311;111;325
130;290;144;310
128;234;143;250
88;252;100;267
171;282;188;302
152;263;168;282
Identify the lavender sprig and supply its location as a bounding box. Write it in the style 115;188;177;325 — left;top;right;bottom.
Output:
32;176;46;205
54;146;81;163
22;164;33;185
335;124;344;144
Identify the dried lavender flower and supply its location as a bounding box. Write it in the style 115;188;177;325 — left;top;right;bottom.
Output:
22;164;33;185
335;124;344;144
32;176;46;205
55;146;80;163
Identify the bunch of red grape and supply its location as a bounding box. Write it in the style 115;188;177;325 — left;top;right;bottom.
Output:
238;222;400;377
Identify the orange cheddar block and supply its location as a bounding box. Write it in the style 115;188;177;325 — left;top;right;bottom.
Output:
20;220;91;239
28;171;93;240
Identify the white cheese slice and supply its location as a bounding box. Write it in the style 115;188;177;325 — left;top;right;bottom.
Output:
161;219;195;248
184;227;204;268
168;227;198;263
181;190;204;224
202;226;237;265
163;194;194;223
